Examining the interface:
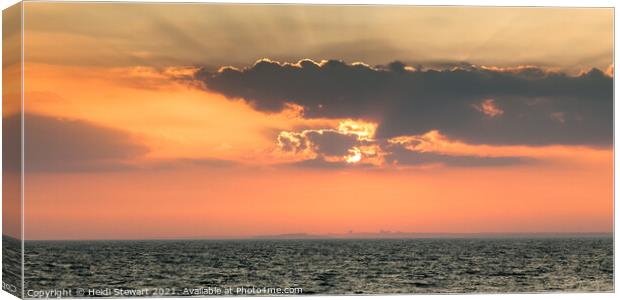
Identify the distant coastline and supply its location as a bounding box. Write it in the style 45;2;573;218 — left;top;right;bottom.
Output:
10;231;613;242
252;231;614;240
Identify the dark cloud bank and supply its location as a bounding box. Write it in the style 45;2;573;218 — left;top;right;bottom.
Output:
3;114;236;173
2;114;150;172
196;59;613;146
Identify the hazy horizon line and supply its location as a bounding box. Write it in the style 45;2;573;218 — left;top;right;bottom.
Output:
5;231;613;242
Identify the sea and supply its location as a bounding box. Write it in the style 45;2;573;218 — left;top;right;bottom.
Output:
6;237;614;296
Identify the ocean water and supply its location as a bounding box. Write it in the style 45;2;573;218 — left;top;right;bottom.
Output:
20;237;613;296
2;236;22;297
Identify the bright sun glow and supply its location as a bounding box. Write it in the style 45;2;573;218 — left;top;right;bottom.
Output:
345;147;362;163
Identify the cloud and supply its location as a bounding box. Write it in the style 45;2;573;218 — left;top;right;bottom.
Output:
3;114;149;172
196;59;612;146
3;114;254;173
275;119;530;169
276;120;382;166
280;139;530;169
473;99;503;117
303;130;359;157
386;142;532;168
285;158;369;170
147;158;240;171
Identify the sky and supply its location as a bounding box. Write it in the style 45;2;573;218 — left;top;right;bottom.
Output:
4;3;613;240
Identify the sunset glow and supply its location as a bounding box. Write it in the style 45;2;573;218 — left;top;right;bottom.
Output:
7;3;612;240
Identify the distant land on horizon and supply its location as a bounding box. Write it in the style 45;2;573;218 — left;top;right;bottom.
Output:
252;231;614;240
9;231;613;242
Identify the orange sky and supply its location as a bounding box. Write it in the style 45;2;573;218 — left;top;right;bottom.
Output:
24;163;612;240
4;3;613;240
17;62;612;240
